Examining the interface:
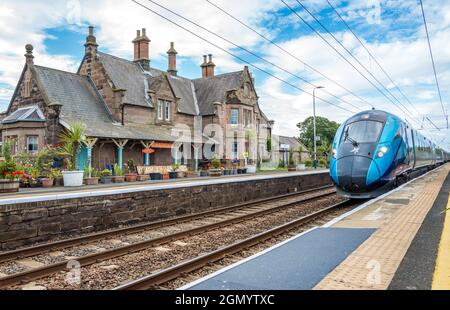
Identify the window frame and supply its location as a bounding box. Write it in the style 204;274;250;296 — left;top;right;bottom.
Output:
165;101;171;121
26;135;39;154
157;100;164;120
230;108;239;126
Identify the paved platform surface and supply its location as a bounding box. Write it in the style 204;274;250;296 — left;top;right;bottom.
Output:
0;169;328;205
181;164;450;290
185;228;375;290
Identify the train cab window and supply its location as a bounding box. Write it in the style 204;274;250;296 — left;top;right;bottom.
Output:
341;121;384;144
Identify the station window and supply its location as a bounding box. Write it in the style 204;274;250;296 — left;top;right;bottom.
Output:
165;101;171;121
157;100;164;120
27;136;39;154
231;109;239;125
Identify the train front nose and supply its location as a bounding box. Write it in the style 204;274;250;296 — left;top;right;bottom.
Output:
337;156;378;193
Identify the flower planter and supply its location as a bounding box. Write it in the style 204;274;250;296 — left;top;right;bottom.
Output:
62;171;84;187
209;168;222;177
84;177;99;186
169;172;178;179
112;176;125;183
30;180;42;188
288;165;297;172
137;175;150;182
297;164;306;171
150;173;162;181
101;176;113;184
54;177;64;187
177;171;186;178
246;165;257;174
41;178;54;188
200;171;209;177
125;174;138;182
0;179;20;193
162;173;170;180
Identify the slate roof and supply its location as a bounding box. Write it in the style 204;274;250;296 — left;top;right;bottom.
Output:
34;66;180;142
193;71;243;115
2;105;46;124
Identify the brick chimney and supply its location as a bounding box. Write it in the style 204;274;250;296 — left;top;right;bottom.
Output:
201;54;215;79
201;55;208;79
133;28;151;71
167;42;178;76
25;44;34;65
206;54;215;77
84;26;98;76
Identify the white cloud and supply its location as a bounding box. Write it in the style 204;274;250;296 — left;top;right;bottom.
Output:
0;0;450;149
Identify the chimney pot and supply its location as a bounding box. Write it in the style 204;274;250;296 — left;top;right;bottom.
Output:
167;42;178;76
142;28;146;36
137;30;141;37
89;26;94;36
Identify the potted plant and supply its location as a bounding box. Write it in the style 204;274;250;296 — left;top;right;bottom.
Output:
51;168;64;186
58;122;87;187
161;167;170;180
136;166;150;182
83;166;99;185
288;148;296;172
112;164;125;183
209;155;222;177
297;146;306;171
0;141;22;192
150;172;162;181
125;159;138;182
40;170;54;188
169;164;179;179
100;169;113;184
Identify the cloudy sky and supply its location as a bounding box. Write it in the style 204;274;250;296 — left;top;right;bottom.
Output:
0;0;449;148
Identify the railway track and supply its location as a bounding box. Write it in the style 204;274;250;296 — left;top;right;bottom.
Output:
114;200;355;290
0;185;338;289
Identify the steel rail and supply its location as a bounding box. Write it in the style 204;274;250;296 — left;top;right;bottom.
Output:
114;200;353;290
0;185;333;264
0;188;337;288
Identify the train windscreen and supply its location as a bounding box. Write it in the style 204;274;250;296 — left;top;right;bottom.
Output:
341;121;384;144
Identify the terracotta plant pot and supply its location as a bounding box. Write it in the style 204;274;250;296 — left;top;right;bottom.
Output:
136;175;150;182
54;177;64;187
288;165;297;172
0;179;20;193
162;173;169;180
41;178;54;188
125;174;138;182
112;176;125;183
84;177;99;185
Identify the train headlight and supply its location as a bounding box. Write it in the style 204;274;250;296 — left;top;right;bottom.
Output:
377;146;389;158
332;149;337;159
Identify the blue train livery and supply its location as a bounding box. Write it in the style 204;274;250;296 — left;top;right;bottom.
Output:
330;110;449;198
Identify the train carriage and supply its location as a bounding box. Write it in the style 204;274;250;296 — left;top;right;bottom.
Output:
330;110;449;199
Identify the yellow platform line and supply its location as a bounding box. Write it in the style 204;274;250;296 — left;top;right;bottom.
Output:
432;193;450;290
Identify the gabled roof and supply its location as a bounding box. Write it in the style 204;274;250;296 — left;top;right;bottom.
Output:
97;52;201;115
1;105;45;124
193;71;243;115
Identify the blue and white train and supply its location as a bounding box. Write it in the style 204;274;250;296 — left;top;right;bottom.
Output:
330;110;449;199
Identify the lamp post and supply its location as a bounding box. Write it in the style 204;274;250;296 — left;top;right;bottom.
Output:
313;86;324;169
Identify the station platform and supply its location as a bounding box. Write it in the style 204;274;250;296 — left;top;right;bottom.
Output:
0;169;328;206
182;164;450;290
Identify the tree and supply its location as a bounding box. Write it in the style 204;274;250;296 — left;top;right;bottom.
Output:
297;116;340;152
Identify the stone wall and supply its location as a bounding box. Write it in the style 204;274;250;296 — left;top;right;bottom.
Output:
0;172;331;250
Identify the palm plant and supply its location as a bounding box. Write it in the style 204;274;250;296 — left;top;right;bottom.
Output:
58;122;87;171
